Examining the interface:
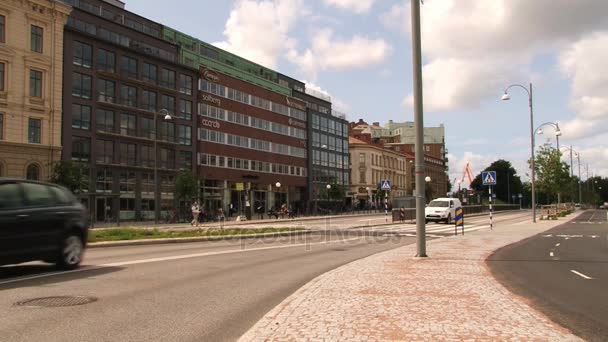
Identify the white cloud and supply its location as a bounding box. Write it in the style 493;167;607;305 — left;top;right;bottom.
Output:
288;28;392;79
380;1;409;33
302;80;352;114
400;0;608;113
213;0;303;69
323;0;375;14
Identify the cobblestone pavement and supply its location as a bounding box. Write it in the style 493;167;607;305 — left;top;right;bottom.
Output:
240;217;583;341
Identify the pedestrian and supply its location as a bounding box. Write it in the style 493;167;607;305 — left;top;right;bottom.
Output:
191;201;200;227
399;207;405;223
217;207;225;222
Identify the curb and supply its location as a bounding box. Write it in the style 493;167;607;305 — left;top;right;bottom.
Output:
88;229;319;249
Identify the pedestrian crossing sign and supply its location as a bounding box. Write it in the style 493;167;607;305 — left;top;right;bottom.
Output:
380;180;391;191
482;171;497;186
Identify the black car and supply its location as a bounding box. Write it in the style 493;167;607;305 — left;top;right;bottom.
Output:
0;178;89;270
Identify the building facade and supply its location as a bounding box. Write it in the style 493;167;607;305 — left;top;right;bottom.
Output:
0;0;71;179
291;88;350;213
348;132;407;208
61;0;197;222
197;67;308;216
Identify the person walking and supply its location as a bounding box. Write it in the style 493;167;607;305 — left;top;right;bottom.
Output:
399;207;405;223
191;201;200;227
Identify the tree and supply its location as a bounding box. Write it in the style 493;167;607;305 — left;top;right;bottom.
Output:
328;182;346;201
49;161;87;193
530;143;571;203
470;159;523;203
175;170;198;202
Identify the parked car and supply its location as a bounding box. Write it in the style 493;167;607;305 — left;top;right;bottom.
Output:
0;178;89;269
425;198;462;224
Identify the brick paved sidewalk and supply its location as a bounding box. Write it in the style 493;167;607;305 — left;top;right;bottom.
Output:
240;218;582;341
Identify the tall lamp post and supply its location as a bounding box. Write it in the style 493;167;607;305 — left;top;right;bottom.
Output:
326;184;331;215
561;146;582;205
535;122;561;150
275;182;281;208
502;83;536;223
154;108;173;224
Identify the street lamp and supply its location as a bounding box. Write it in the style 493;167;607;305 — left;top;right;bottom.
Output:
535;122;561;150
365;186;371;208
154;108;173;224
561;146;582;205
502;83;537;223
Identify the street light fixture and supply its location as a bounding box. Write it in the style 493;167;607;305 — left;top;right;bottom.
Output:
535;122;561;150
326;184;331;215
153;108;173;224
502;83;536;223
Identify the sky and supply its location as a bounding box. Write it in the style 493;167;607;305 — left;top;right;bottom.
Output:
124;0;608;186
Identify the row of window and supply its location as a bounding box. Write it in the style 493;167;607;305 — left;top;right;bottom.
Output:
72;137;191;170
312;132;349;153
305;101;330;115
312;150;350;170
73;75;193;120
198;103;306;139
72;41;192;93
311;114;349;138
0;113;40;144
370;153;406;171
64;0;161;38
95;169;174;197
199;79;307;121
311;168;349;186
198;128;306;158
67;17;175;62
198;153;307;178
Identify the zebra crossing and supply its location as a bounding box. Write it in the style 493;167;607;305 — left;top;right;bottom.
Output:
345;221;491;238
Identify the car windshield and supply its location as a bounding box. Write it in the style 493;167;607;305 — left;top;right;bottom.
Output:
428;200;449;208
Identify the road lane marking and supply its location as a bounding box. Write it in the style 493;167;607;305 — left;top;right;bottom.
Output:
549;252;554;257
570;270;593;280
555;243;560;247
0;237;365;285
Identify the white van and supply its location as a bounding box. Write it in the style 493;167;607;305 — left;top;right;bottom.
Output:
425;197;462;224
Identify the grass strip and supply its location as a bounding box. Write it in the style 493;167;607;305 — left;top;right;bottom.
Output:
88;227;305;243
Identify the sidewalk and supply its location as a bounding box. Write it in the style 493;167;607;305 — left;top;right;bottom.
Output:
240;216;582;341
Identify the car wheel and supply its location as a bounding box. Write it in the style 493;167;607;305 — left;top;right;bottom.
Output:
445;214;452;224
57;233;84;270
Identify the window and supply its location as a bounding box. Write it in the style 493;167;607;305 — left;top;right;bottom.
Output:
119;143;136;165
120;113;136;136
30;70;42;97
141;117;153;139
26;164;40;181
0;15;5;43
140;145;154;167
72;72;91;99
178;125;191;145
359;153;365;166
179;74;192;95
0;62;5;91
96;109;114;133
161;94;175;115
160;148;175;169
120;85;137;107
31;25;43;53
160;68;175;88
159;121;175;142
98;79;115;103
0;113;3;140
73;41;92;67
97;49;115;72
71;104;91;130
28;118;41;144
96;169;113;192
142;90;156;112
179;151;192;170
179;99;192;120
0;183;24;209
96;140;113;164
71;136;90;162
120;55;137;78
142;62;157;82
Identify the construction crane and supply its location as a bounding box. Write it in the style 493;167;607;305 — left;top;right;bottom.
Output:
460;162;474;188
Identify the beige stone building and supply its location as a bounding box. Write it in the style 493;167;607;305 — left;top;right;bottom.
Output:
0;0;71;179
348;135;407;208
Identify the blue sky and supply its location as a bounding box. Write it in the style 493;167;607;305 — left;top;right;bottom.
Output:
124;0;608;184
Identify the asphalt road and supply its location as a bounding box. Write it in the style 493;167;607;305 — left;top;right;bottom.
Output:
0;211;529;342
487;210;608;342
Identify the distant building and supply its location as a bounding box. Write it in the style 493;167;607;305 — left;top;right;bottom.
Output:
0;0;71;179
348;123;407;208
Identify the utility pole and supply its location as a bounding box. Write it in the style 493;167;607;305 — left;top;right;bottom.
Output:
411;0;426;257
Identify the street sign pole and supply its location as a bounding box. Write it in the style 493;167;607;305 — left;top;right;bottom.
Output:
489;185;493;230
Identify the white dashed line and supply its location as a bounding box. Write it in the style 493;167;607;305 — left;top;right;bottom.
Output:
570;270;593;280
